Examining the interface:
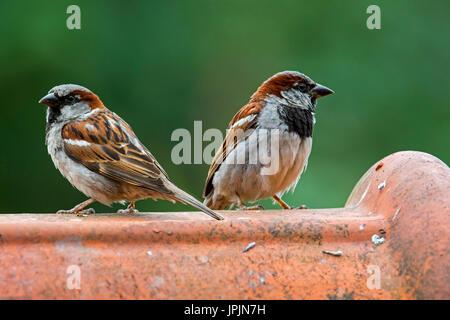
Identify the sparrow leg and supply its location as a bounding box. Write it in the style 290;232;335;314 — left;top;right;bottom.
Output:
240;205;264;210
273;195;308;210
236;198;264;210
272;195;292;209
57;198;96;216
117;201;139;214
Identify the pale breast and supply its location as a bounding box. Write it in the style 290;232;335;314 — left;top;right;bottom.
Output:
211;129;311;203
46;122;121;204
248;131;311;200
274;134;312;195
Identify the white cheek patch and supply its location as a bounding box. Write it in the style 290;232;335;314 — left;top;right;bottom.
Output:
60;102;91;121
64;139;91;147
281;89;312;110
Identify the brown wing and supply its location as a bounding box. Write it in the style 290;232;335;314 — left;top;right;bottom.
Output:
203;101;262;197
62;110;172;194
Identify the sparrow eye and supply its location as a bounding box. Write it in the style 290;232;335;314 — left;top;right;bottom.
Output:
66;95;76;103
296;83;307;92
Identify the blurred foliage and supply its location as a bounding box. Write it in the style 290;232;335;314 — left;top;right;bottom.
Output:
0;0;448;213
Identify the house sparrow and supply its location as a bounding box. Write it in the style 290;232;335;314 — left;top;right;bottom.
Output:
203;71;333;210
39;84;223;220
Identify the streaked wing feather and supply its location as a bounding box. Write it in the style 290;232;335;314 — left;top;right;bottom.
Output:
62;110;172;194
203;101;261;197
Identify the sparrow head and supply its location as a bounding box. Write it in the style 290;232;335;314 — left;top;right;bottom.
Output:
252;71;334;110
39;84;104;123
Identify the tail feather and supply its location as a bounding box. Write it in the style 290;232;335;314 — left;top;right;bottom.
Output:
168;184;224;220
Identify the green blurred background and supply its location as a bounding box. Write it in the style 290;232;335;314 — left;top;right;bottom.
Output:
0;0;448;213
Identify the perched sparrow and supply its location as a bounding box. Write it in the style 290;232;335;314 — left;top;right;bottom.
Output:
203;71;333;210
39;84;223;220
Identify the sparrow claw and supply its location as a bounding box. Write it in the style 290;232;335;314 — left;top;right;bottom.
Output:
237;204;264;211
117;208;139;214
57;208;95;216
117;202;139;214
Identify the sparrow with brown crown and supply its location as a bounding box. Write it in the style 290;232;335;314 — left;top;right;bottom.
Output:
203;71;333;210
39;84;223;220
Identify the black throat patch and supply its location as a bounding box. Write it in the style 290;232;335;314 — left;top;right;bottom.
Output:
45;107;62;135
277;104;314;137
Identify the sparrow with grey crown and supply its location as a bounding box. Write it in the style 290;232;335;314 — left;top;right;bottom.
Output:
40;84;223;220
203;71;333;210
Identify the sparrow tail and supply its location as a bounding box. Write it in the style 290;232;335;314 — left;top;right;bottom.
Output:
169;185;224;220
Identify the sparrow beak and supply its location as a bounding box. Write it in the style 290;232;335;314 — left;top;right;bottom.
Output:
39;93;59;108
310;84;334;98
